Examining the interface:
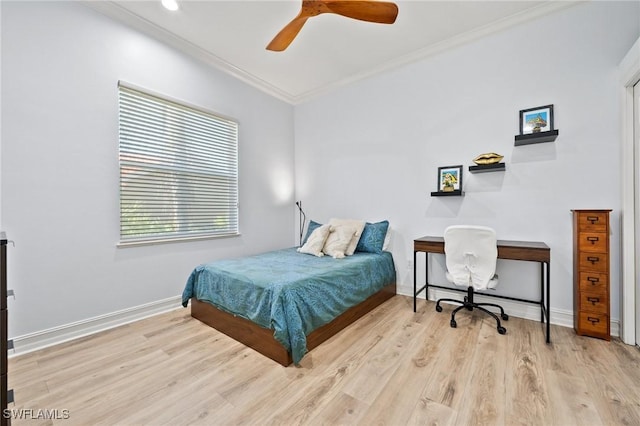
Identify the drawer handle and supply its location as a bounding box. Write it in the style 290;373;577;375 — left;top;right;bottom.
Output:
587;297;600;305
587;316;600;325
587;216;599;224
586;236;599;244
587;276;600;284
587;256;600;264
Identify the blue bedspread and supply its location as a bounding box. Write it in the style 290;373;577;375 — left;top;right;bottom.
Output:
181;247;396;364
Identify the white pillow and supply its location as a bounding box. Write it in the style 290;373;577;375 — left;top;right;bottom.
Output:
328;218;365;255
322;225;357;259
297;224;331;257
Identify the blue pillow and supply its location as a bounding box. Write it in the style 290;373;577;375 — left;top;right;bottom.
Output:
355;220;389;253
302;220;323;245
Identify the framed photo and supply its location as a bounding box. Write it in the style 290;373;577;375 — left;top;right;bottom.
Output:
519;104;554;135
438;165;463;192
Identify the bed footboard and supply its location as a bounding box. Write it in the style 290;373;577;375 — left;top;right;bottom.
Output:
190;282;396;366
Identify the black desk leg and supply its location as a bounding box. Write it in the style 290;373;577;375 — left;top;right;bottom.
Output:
546;261;551;343
540;262;544;323
425;253;429;304
539;261;552;344
413;251;430;312
413;251;417;312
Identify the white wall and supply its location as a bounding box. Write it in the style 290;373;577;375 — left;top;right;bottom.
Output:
1;1;295;338
2;1;638;343
294;1;640;325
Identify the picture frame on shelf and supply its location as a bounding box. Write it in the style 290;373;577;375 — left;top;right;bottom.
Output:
519;104;554;135
437;165;463;193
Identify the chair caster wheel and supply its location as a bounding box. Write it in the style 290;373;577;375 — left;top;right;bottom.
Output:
501;313;509;321
436;305;443;312
498;326;507;335
450;319;457;328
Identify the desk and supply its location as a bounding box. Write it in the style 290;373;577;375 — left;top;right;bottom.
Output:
413;236;551;343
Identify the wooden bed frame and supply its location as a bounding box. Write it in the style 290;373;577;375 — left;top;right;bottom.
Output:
190;282;396;366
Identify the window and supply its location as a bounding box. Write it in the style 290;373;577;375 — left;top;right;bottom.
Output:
118;82;239;245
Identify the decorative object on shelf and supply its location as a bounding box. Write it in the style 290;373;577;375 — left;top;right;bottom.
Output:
473;152;504;165
431;165;464;196
437;165;463;193
515;104;559;145
520;105;554;134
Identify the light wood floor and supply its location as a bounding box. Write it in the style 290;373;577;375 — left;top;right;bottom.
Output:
7;295;640;425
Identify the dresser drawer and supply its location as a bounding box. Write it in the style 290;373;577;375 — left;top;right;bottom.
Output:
577;232;607;253
578;252;608;272
579;291;608;313
578;271;608;293
576;212;608;232
578;312;608;336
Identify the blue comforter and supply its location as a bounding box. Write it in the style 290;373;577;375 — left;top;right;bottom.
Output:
181;247;396;364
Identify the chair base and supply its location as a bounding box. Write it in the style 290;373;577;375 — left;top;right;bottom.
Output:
435;286;508;334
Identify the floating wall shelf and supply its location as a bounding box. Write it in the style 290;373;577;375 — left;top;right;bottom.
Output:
431;190;464;197
469;163;506;173
514;130;559;146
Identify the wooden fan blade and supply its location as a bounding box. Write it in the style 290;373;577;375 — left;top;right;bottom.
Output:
266;1;398;51
324;1;398;24
266;16;309;51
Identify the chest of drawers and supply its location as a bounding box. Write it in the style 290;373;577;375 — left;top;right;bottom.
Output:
1;234;11;426
572;209;611;340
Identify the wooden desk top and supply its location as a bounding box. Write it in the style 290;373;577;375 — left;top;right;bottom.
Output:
414;236;550;263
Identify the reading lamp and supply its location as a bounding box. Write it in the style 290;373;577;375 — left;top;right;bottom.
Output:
295;201;306;246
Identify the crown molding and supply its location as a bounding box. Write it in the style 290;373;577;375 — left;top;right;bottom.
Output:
81;1;298;104
292;1;582;104
82;1;582;106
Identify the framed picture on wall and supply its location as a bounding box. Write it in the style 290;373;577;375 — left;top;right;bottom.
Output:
437;165;463;192
519;104;554;135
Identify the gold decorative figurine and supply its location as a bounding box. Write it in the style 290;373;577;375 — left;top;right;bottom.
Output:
473;153;504;165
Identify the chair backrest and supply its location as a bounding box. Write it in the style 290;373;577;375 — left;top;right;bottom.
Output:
444;225;498;290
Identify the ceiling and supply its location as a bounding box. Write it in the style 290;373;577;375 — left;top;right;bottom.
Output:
87;0;575;104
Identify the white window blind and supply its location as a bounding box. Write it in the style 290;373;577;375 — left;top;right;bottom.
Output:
118;83;239;244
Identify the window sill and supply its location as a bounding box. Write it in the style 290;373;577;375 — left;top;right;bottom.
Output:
117;232;241;248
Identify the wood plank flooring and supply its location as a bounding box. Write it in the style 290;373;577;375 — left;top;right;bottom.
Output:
7;295;640;425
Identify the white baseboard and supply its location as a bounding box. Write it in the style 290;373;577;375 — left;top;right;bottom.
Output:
8;286;621;358
9;295;183;357
396;285;620;337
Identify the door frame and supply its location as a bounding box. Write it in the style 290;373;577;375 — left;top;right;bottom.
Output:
635;81;640;346
620;37;640;345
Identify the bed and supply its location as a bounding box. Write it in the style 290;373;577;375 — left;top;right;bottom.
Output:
181;245;396;366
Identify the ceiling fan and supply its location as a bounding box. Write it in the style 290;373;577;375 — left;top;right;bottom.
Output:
266;0;399;52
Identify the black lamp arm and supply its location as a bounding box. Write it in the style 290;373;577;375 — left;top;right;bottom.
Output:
295;201;306;246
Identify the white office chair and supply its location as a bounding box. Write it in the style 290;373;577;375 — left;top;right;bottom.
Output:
435;225;508;334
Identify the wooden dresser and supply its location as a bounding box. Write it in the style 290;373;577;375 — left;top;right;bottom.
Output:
572;209;611;340
1;233;11;426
